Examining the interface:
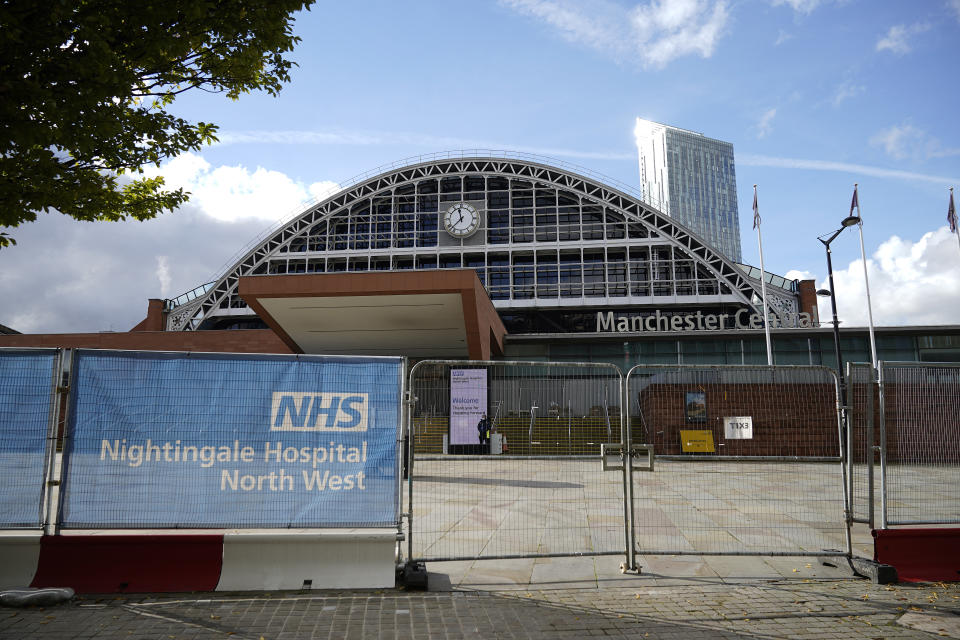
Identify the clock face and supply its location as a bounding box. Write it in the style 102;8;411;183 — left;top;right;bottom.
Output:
443;202;481;238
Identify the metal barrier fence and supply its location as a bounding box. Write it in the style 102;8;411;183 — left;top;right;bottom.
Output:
56;349;404;529
625;365;850;558
6;350;897;571
847;362;877;527
405;360;629;564
878;361;960;527
0;348;60;529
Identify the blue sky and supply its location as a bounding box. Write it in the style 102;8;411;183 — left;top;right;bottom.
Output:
2;0;959;332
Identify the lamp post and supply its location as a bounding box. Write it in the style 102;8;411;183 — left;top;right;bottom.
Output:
817;215;860;422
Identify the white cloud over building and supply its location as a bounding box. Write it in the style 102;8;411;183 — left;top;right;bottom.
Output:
795;227;960;327
499;0;730;69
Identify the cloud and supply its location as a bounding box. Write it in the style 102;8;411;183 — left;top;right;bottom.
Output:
0;155;345;334
0;207;268;333
951;0;960;22
156;256;172;298
876;23;931;55
770;0;826;13
499;0;730;69
216;129;634;161
756;108;777;139
832;81;864;106
869;123;924;160
784;269;816;282
817;227;960;326
869;123;960;161
739;154;960;184
141;153;340;224
218;131;384;146
774;29;792;45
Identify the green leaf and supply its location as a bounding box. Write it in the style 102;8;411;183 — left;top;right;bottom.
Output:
0;0;314;247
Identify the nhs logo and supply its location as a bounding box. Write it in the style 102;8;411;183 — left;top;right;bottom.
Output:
270;392;369;431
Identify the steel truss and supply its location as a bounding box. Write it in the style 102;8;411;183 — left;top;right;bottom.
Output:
169;155;795;331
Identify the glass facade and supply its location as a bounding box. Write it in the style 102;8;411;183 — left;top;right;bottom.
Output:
169;156;824;348
207;172;758;318
167;153;960;369
169;155;799;337
635;119;743;262
504;331;960;369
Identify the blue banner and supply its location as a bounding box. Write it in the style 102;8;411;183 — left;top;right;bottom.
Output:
59;351;402;528
0;349;56;528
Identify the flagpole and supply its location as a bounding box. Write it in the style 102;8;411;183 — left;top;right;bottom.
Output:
853;184;878;369
951;188;960;254
754;185;773;365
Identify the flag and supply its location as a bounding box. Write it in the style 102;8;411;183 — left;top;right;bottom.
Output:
850;185;859;216
949;189;957;234
752;186;760;230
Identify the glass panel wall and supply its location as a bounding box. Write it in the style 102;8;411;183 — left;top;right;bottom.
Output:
255;169;755;312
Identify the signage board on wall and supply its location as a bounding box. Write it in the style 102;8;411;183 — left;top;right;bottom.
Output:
685;391;707;423
679;430;715;453
449;368;487;446
596;309;814;334
723;416;754;439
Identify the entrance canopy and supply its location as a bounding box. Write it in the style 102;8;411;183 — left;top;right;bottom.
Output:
238;269;505;359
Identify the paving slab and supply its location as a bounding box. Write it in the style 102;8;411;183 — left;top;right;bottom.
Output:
3;579;959;639
898;609;960;638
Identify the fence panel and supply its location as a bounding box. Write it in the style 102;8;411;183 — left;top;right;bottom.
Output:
408;360;627;562
59;350;403;529
0;348;59;529
847;362;877;526
627;365;849;557
880;362;960;526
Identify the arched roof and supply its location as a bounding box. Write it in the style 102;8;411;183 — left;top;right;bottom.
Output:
166;153;792;331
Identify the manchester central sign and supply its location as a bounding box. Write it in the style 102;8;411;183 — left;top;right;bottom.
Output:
596;309;815;333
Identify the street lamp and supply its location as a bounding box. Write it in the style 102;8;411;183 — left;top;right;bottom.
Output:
817;215;859;423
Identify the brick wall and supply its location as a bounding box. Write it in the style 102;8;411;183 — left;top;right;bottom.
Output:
881;383;960;464
0;329;294;354
636;382;841;457
797;279;819;323
849;379;960;464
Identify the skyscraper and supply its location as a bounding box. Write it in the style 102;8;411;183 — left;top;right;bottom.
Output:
634;118;742;262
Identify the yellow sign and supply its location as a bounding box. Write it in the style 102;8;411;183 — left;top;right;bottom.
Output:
679;430;715;453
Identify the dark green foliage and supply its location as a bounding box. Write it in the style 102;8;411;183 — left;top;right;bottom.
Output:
0;0;313;247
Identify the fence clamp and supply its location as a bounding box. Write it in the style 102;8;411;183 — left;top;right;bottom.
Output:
631;444;654;472
600;443;625;471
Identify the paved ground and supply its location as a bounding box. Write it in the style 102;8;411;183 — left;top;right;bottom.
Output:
5;457;958;638
3;573;960;639
411;458;864;565
429;548;867;589
0;578;960;640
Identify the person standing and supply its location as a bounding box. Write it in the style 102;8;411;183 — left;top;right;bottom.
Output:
477;413;490;449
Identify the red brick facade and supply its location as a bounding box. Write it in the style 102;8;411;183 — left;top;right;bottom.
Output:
637;383;841;457
0;329;293;354
797;279;819;324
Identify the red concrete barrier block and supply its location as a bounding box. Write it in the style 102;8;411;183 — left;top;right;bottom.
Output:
31;534;223;593
874;528;960;583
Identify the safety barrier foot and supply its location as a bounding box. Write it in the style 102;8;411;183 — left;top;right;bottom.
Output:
398;560;429;590
848;556;898;584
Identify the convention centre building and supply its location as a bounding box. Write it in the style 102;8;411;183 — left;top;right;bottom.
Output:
3;153;959;365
